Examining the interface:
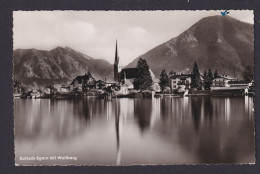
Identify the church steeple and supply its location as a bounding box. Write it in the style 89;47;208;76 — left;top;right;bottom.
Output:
114;39;119;81
114;39;119;65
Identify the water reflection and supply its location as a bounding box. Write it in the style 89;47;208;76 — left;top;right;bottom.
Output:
134;99;152;133
15;96;255;165
115;100;121;165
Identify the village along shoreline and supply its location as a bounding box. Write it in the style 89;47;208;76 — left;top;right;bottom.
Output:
13;40;254;99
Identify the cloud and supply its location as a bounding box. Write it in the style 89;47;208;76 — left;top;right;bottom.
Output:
130;27;147;36
13;10;254;66
121;26;147;47
53;21;96;47
13;12;96;50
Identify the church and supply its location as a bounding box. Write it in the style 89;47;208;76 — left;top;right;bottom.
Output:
113;40;139;85
113;40;160;92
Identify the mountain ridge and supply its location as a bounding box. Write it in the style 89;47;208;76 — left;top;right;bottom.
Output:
13;15;254;87
13;46;114;86
126;15;254;79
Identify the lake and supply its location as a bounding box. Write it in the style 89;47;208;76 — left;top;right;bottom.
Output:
14;96;255;165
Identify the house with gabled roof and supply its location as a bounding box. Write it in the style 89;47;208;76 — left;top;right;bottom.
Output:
169;73;192;92
71;73;96;91
211;75;237;87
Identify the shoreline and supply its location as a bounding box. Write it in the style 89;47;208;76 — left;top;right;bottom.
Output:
14;92;254;100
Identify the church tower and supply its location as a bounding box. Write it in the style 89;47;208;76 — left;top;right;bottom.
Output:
114;39;119;82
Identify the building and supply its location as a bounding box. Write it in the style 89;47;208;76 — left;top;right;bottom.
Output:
113;39;139;83
211;75;237;87
228;81;249;87
113;71;135;95
71;73;96;91
211;75;250;96
44;86;54;95
95;80;107;89
30;89;42;98
118;68;139;83
57;86;70;94
118;68;159;92
121;72;134;89
113;39;139;89
169;74;192;92
95;79;118;91
152;79;161;92
13;81;26;95
104;79;117;88
117;84;130;95
113;39;156;92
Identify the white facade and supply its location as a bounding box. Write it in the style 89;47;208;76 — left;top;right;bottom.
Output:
57;86;71;94
212;76;237;88
212;77;230;87
170;75;192;91
152;82;161;92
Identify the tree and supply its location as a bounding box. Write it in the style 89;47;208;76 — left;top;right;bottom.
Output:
214;70;219;78
82;78;87;92
203;69;213;90
190;61;202;89
82;71;96;92
87;71;92;78
208;69;213;80
134;58;153;90
244;65;254;82
169;70;176;76
87;71;96;85
203;70;207;79
159;69;169;93
203;70;209;90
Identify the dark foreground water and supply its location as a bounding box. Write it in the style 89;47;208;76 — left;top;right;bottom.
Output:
14;96;255;165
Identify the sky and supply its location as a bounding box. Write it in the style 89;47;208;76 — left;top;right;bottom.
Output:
13;10;254;66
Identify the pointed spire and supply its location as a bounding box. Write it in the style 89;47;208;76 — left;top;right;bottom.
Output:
114;39;119;82
114;39;119;65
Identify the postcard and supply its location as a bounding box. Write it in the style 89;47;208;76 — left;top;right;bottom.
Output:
13;10;254;165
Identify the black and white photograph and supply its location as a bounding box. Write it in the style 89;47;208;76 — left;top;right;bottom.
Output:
13;10;254;165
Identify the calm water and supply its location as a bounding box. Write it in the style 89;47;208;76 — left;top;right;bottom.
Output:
14;96;255;165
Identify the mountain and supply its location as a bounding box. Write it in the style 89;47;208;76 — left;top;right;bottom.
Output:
13;47;113;86
126;15;254;79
